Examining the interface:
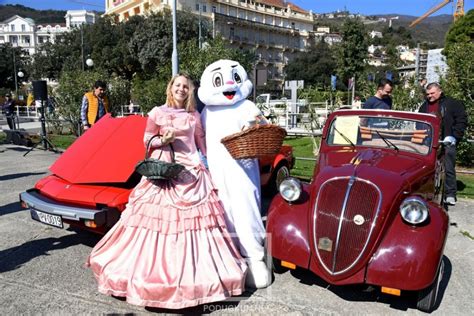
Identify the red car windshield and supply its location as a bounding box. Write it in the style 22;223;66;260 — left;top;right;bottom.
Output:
327;115;433;155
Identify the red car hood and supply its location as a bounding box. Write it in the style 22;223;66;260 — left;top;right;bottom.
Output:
50;114;147;184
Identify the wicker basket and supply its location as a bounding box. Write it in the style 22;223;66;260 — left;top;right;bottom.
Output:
221;124;287;159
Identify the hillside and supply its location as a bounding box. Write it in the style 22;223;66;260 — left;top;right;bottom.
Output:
0;4;67;23
316;13;453;47
371;14;453;47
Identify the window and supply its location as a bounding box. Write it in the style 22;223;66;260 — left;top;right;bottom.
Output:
212;6;216;13
10;25;15;32
21;24;26;31
134;7;140;14
202;5;207;12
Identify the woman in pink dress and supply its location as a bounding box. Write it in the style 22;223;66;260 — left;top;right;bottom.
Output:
87;73;247;309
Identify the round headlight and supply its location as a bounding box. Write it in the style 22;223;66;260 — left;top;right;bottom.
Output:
399;197;429;225
279;177;301;202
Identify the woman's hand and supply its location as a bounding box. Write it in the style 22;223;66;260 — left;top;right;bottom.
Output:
161;129;176;145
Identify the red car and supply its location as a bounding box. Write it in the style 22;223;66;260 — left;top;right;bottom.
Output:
20;114;293;234
267;110;448;313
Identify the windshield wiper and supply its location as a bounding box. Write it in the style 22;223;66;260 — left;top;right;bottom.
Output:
375;130;399;151
333;127;355;147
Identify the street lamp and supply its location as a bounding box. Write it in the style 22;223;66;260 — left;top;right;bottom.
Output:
13;51;24;99
172;0;178;76
86;58;94;67
17;71;24;98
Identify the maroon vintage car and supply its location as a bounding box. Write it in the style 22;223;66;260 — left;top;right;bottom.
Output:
267;110;448;312
20;114;293;234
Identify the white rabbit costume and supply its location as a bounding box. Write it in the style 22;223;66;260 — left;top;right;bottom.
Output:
198;60;271;288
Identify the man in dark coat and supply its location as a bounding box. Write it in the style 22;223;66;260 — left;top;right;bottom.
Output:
2;94;15;130
418;82;468;206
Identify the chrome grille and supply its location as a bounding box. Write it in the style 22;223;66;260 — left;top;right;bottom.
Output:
313;176;381;275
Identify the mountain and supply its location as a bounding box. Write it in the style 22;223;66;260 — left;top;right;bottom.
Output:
370;14;453;46
0;4;69;24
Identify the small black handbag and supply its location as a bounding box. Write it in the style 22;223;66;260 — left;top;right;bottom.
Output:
134;134;185;180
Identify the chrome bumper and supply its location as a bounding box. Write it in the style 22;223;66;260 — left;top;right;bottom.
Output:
20;189;106;226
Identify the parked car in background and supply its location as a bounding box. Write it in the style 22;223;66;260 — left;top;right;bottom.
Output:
267;109;448;313
20;114;293;234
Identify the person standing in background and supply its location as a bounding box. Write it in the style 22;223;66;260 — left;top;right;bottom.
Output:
363;79;393;110
2;94;15;130
81;80;109;131
418;82;468;206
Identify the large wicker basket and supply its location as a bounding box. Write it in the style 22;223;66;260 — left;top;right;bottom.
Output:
221;124;287;159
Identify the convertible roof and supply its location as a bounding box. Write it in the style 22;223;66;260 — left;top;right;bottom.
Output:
50;114;147;184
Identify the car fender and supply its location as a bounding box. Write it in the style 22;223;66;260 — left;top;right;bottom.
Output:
266;187;312;269
271;153;288;169
366;201;448;290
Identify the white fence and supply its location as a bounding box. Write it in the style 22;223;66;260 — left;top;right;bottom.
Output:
11;103;356;137
261;101;334;136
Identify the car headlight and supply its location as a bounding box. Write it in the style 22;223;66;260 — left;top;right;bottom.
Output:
399;196;429;225
279;177;301;202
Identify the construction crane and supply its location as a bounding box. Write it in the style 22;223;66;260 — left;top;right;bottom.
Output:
388;16;399;28
409;0;465;27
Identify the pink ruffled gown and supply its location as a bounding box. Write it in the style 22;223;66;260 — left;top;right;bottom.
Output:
87;105;247;309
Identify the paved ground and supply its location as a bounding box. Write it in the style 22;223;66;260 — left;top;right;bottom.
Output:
0;143;473;315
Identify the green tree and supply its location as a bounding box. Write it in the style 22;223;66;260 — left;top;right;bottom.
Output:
128;10;206;78
444;9;474;58
54;70;128;135
442;10;474;166
179;37;254;81
0;44;30;91
284;40;337;88
27;42;63;80
442;42;474;167
336;18;368;88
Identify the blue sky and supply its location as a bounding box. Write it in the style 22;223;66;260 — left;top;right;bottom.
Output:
1;0;472;16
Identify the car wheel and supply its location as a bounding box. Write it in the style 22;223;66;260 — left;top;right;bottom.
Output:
417;259;445;312
266;163;290;195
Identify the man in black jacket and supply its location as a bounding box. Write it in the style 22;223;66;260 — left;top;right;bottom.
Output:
1;94;15;130
418;82;468;206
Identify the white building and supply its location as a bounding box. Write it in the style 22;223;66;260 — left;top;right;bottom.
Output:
105;0;315;90
400;50;416;63
0;10;97;55
426;48;448;83
369;30;382;39
65;10;98;28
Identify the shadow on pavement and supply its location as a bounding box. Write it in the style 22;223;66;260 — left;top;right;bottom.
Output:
145;300;243;314
0;201;26;216
0;171;46;181
0;230;101;273
282;254;452;313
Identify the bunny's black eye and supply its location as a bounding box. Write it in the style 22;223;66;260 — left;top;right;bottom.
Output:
233;72;242;83
213;73;223;87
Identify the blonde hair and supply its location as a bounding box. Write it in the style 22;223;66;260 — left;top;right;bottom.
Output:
165;73;196;112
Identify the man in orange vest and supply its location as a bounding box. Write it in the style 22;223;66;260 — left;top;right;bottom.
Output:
81;80;110;131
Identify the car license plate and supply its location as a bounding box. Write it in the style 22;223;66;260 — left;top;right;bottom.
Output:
30;209;63;228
